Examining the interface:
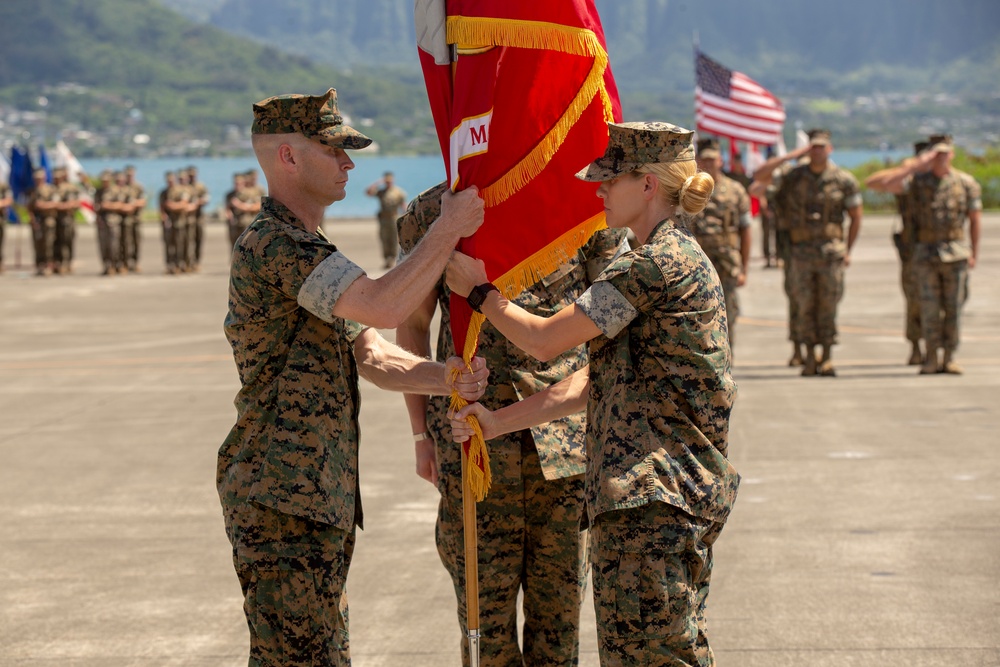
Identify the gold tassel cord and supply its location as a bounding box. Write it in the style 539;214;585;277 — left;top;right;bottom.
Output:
450;317;491;502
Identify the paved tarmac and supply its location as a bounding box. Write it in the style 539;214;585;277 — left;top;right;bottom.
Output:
1;213;998;667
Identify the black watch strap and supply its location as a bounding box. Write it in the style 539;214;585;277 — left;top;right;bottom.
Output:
467;282;499;313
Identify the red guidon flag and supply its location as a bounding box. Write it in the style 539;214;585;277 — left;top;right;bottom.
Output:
415;0;621;500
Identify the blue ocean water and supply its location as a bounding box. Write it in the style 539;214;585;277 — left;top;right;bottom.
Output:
78;154;448;219
79;149;901;219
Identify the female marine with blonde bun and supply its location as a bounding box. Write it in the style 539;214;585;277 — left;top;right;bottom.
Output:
446;122;739;666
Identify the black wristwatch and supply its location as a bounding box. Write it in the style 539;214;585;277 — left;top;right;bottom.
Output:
466;282;499;313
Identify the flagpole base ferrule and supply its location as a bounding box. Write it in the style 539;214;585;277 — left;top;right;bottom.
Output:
467;630;481;667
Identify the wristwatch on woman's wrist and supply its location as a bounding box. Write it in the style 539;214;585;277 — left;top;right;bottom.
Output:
467;283;499;313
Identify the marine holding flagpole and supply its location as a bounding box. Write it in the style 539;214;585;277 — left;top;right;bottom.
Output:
447;121;740;666
217;88;490;667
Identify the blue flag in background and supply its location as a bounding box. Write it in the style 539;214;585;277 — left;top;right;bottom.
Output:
9;146;36;224
38;144;52;183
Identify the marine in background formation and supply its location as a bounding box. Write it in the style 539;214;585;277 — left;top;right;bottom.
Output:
228;169;263;248
366;171;407;268
752;130;862;376
692;137;752;347
866;133;981;374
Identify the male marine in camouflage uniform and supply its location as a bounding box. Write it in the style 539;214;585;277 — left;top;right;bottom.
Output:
749;144;814;366
230;169;263;249
772;130;862;376
52;166;80;274
28;168;59;276
224;171;244;247
866;141;931;364
185;166;210;271
397;183;627;667
692;138;751;347
219;88;486;667
120;165;146;273
163;170;194;273
94;170;116;275
366;171;407;268
867;134;981;374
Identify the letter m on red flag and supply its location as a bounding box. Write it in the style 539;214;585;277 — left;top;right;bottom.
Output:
415;0;621;499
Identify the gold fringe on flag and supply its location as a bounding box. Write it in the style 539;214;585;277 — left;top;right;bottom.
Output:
447;17;615;209
446;15;616;502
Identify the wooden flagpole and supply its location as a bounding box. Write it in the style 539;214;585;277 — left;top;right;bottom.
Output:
461;445;481;667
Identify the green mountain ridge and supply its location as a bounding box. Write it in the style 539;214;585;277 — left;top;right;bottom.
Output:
0;0;435;156
1;0;997;157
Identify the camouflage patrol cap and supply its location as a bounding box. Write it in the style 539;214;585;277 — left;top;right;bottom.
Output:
251;88;372;150
807;128;832;146
575;121;695;182
928;133;953;153
696;137;721;160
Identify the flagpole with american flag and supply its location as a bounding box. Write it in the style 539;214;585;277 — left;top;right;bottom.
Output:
694;45;786;149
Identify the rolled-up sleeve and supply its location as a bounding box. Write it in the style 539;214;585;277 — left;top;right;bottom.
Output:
575;280;638;339
297;251;366;322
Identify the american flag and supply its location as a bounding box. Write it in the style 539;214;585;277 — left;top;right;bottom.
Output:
695;50;785;145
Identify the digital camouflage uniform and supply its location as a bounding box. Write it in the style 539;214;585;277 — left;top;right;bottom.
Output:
690;173;751;346
28;181;60;273
100;181;127;273
374;183;407;265
774;162;861;349
893;191;922;347
233;181;264;249
575;218;739;667
398;181;627;667
220;196;370;667
54;178;80;272
121;179;145;271
164;181;192;272
904;168;981;358
189;177;209;267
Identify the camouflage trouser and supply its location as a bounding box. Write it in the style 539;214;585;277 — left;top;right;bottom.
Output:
590;503;723;667
102;219;125;271
900;256;921;343
436;433;588;667
33;219;56;268
227;503;355;667
121;218;141;268
54;216;75;267
788;251;845;347
378;214;398;263
168;220;190;270
776;231;797;341
193;215;204;264
915;256;968;353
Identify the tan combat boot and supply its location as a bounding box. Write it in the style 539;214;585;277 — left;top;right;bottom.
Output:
941;351;963;375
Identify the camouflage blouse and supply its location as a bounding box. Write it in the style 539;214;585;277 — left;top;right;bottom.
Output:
219;197;368;536
904;168;982;263
689;173;751;279
575;218;740;524
397;182;627;485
